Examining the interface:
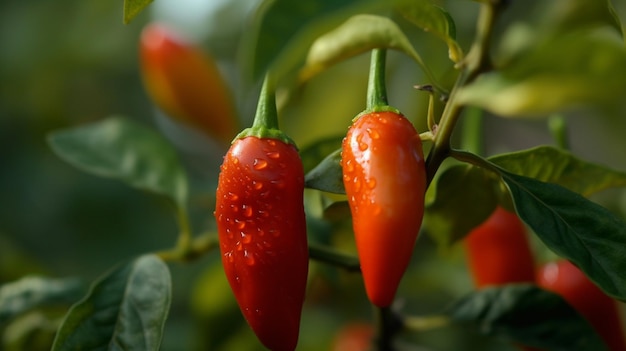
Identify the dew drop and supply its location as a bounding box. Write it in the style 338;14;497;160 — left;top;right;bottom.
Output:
367;128;380;139
236;241;243;251
227;192;239;201
225;251;234;263
353;178;361;192
235;220;245;230
267;151;280;159
270;229;281;237
367;178;377;189
241;232;252;244
243;250;256;266
232;158;239;165
253;181;264;190
253;158;268;170
345;159;355;172
268;140;277;146
343;174;351;182
243;205;253;218
358;142;369;151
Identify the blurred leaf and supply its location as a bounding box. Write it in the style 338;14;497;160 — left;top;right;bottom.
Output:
500;171;626;300
423;165;500;248
300;14;430;81
0;276;85;325
241;0;399;82
48;116;188;209
190;262;242;349
51;255;171;351
123;0;153;24
491;146;626;197
299;135;344;174
305;149;345;194
447;284;608;351
458;28;626;116
322;201;351;222
538;0;623;37
400;2;463;62
3;311;59;351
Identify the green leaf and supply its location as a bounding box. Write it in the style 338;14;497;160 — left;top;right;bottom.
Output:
538;0;623;37
299;135;344;174
299;14;432;81
400;2;463;63
52;255;172;351
490;146;626;197
500;171;626;300
447;285;608;351
305;149;345;194
423;165;500;248
0;276;85;324
458;28;626;116
48;116;188;209
123;0;153;24
322;201;352;222
241;0;398;82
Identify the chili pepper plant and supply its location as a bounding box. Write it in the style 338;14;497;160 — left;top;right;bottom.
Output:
2;0;626;350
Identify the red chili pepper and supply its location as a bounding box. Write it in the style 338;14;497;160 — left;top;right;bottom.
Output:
341;49;426;308
331;323;375;351
214;77;308;351
465;206;536;288
342;110;426;307
139;22;239;145
538;259;626;351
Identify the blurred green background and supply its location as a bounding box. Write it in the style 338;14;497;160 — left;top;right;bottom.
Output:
2;0;626;350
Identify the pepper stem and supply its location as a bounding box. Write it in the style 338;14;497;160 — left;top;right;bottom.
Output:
358;49;400;118
234;74;294;145
252;75;279;131
367;49;389;110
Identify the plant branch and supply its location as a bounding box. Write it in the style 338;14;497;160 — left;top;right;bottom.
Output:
309;244;361;272
374;307;402;351
157;232;219;263
403;315;450;332
424;1;501;186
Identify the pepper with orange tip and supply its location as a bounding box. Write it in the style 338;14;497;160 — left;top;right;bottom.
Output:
139;23;239;145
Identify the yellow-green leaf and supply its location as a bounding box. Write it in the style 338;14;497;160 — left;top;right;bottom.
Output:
123;0;153;24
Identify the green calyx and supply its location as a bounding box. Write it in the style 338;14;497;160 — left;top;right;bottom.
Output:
233;75;295;146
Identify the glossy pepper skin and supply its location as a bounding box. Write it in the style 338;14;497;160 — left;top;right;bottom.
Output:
538;260;626;351
215;136;308;351
465;206;536;287
342;110;426;307
140;23;238;145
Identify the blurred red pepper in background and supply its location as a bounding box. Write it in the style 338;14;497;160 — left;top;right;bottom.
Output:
139;23;239;145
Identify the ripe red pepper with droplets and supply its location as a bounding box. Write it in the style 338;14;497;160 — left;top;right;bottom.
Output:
214;77;308;351
538;259;626;351
465;206;536;288
342;49;427;307
139;22;239;145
